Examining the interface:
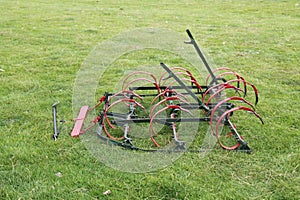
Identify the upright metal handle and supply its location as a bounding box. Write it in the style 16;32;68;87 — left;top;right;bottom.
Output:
52;101;60;140
185;29;217;84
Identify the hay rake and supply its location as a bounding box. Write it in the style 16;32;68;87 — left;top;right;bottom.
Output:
55;30;264;153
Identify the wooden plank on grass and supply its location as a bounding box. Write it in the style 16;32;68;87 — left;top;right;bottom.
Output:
70;106;89;137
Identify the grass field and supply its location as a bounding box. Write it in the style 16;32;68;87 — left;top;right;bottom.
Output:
1;0;299;199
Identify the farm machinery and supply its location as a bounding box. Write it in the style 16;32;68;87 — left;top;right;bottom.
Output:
53;29;264;153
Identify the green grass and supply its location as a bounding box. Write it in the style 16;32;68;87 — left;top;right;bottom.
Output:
1;0;299;199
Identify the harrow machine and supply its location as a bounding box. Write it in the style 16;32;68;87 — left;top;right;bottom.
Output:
53;30;264;153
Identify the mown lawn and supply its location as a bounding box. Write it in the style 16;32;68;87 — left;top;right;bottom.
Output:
0;0;299;199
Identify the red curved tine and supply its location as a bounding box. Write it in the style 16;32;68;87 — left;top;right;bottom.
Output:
206;67;229;85
106;90;144;108
122;71;160;92
149;105;192;147
160;71;188;86
122;71;158;88
207;79;258;105
248;82;259;105
202;79;247;103
123;78;161;93
202;83;227;103
150;89;188;106
214;106;264;150
105;98;145;129
122;90;143;100
149;96;190;118
206;67;242;85
209;96;255;144
222;79;259;106
205;84;245;106
215;72;247;94
109;90;143;101
209;96;255;126
158;67;190;84
103;98;145;140
206;69;247;96
159;67;203;91
205;68;260;105
165;78;202;92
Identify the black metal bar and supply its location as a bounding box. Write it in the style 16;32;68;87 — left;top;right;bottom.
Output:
108;117;211;124
52;101;60;141
96;130;251;153
129;85;209;91
105;112;130;119
226;119;250;152
160;63;210;111
180;102;234;110
185;29;217;83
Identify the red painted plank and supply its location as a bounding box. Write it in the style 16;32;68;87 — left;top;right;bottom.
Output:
70;106;89;137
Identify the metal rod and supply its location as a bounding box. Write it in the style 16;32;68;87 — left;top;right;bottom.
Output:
160;62;210;111
52;101;60;141
185;29;217;83
110;117;211;124
226;119;248;147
